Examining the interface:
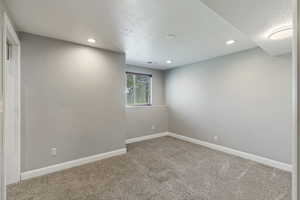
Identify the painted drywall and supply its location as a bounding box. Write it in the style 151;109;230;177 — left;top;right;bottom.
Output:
126;106;168;139
20;33;126;172
125;65;168;139
166;48;292;164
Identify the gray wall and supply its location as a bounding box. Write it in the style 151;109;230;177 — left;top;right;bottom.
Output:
125;65;168;139
20;33;126;172
126;106;168;139
18;33;293;171
166;48;292;164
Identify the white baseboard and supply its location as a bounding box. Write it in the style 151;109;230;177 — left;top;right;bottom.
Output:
21;132;292;181
126;132;169;144
168;132;292;172
21;148;127;180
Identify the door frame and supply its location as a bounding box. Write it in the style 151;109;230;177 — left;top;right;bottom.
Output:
1;12;20;199
292;0;299;199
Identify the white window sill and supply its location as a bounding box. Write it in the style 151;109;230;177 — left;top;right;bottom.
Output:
125;105;167;108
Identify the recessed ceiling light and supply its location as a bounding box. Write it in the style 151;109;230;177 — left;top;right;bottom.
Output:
268;27;293;40
226;40;235;45
166;60;172;64
167;34;176;39
87;38;96;43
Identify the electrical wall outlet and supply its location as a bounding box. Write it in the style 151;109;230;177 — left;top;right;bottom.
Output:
151;125;156;130
51;148;57;156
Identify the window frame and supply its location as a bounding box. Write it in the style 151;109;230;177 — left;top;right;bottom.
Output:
125;72;152;107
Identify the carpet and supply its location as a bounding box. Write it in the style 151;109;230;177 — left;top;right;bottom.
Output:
8;136;291;200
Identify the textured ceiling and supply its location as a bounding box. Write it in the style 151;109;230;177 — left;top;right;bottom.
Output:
5;0;291;69
200;0;292;56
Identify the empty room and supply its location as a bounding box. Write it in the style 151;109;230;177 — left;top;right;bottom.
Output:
0;0;298;199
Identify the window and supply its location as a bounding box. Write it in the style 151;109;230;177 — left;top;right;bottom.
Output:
126;72;152;106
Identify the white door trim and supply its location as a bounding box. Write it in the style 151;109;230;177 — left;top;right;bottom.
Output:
292;0;298;199
1;12;20;199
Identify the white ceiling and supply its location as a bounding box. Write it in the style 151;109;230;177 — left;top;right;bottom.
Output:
5;0;291;69
200;0;292;56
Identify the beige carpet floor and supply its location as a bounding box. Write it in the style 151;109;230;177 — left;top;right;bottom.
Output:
8;136;291;200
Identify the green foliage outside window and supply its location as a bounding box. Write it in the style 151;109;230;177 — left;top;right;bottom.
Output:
126;72;151;106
